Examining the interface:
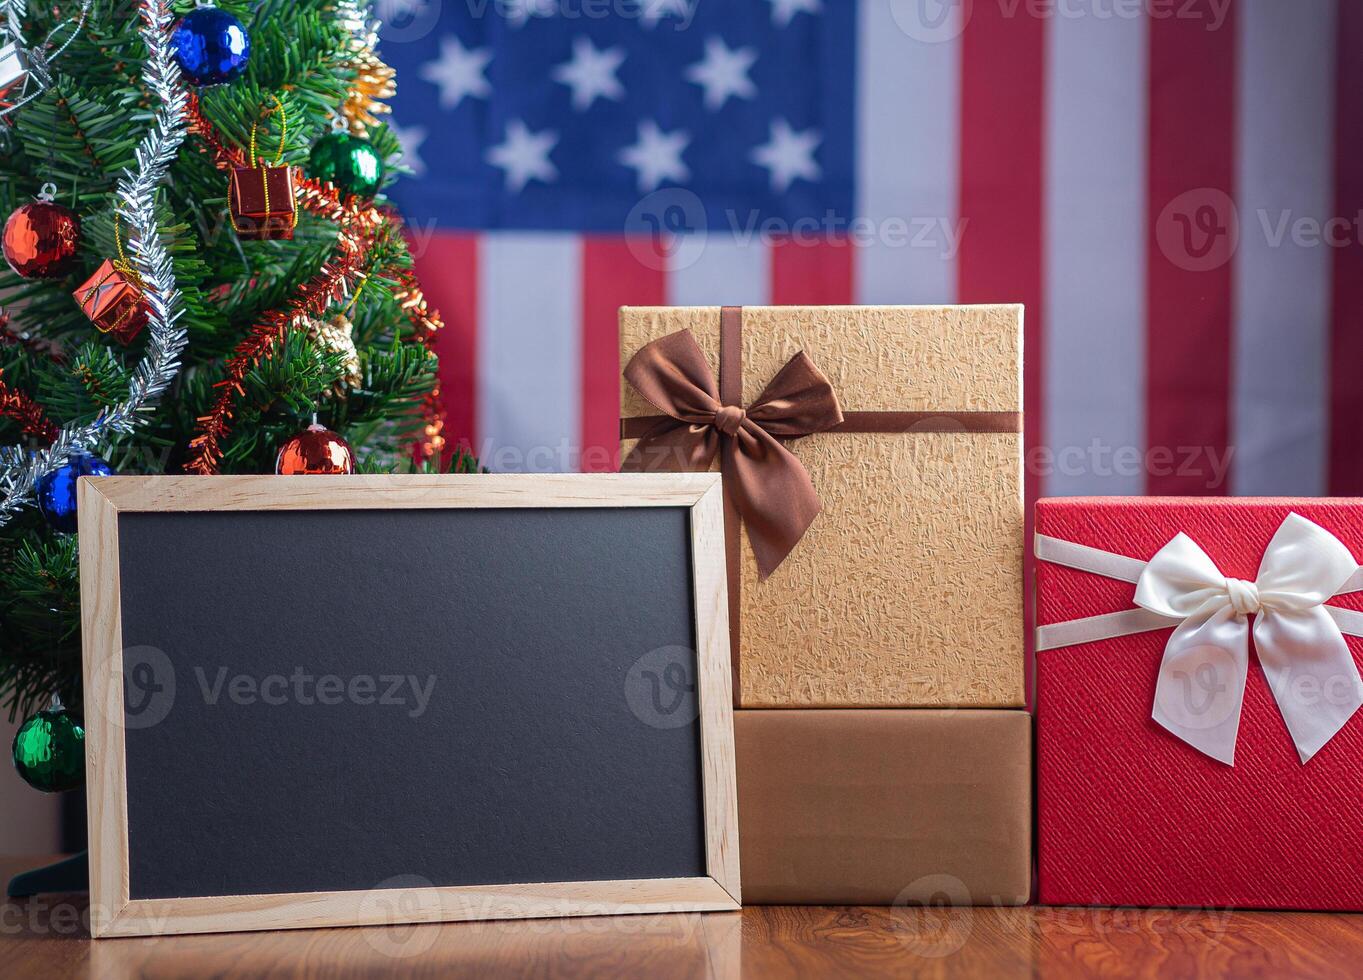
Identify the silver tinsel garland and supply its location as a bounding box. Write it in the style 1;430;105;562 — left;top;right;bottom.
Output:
0;0;91;123
0;0;189;526
3;0;24;47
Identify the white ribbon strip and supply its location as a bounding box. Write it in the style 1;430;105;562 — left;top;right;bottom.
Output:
1037;512;1363;766
1034;533;1148;584
1036;607;1183;651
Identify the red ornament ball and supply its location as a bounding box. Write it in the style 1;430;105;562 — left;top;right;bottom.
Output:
276;422;354;475
3;201;81;279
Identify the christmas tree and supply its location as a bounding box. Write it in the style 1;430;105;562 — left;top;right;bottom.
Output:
0;0;452;756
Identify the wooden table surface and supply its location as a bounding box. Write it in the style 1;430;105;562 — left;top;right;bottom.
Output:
4;857;1363;978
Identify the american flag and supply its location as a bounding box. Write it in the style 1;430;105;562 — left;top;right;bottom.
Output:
380;0;1363;499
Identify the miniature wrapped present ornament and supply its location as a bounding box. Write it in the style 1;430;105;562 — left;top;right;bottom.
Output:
73;258;149;345
1036;497;1363;910
229;163;297;241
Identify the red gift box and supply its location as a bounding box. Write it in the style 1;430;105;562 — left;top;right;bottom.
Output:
1036;497;1363;910
229;164;297;240
73;259;149;344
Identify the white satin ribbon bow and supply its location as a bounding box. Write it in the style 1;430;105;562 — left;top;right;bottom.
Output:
1134;513;1363;765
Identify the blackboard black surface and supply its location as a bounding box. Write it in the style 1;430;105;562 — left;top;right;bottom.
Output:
116;506;704;901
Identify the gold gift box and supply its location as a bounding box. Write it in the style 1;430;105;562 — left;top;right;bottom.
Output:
620;305;1023;708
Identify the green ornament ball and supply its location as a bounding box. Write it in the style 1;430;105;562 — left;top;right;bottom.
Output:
12;707;85;793
307;132;384;199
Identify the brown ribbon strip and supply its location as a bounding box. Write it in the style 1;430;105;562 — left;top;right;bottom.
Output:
621;410;1022;439
718;307;744;694
620;306;1020;703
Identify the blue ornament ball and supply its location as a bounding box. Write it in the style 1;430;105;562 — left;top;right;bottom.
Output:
171;6;251;86
35;452;114;533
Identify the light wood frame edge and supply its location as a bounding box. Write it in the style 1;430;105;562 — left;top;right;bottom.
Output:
101;877;737;938
690;481;740;904
90;472;722;511
78;478;131;937
78;474;740;938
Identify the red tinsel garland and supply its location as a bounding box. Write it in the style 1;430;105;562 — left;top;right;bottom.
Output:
0;372;60;442
392;270;446;461
182;94;446;473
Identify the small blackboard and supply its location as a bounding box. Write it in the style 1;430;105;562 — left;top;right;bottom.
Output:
78;474;737;937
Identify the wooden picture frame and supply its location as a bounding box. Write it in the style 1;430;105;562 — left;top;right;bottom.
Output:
78;473;739;938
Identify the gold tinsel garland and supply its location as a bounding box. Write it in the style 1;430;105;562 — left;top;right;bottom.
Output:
332;0;396;137
341;50;395;137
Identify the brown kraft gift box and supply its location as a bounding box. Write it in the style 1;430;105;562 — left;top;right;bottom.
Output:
736;709;1032;905
619;305;1023;708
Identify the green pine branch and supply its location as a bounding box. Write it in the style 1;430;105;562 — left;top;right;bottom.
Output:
0;0;453;719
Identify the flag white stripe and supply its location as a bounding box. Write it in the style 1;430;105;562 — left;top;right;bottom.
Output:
478;233;582;472
667;233;771;307
854;1;959;305
1231;0;1336;494
1043;10;1147;496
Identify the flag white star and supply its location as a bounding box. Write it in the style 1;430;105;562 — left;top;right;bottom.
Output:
751;118;821;193
639;0;691;28
618;120;690;192
419;36;492;110
685;37;757;111
768;0;820;26
551;37;625;111
389;120;428;178
487;119;559;192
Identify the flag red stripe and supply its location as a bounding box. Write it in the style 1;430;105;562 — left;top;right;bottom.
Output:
957;7;1046;424
958;1;1046;707
1145;2;1237;494
770;237;855;304
581;237;666;472
413;232;479;461
1329;2;1363;493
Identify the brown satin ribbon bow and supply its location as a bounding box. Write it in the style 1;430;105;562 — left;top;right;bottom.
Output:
622;328;844;579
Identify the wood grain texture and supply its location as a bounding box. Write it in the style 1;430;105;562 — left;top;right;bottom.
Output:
87;472;722;511
104;878;738;939
4;857;1363;979
76;479;129;937
691;482;741;904
75;474;739;938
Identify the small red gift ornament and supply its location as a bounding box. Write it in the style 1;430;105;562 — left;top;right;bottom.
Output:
73;258;149;345
229;95;298;241
229;164;297;241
